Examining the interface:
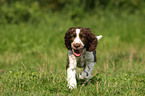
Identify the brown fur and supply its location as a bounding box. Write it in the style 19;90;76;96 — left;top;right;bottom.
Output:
64;27;98;51
64;27;76;50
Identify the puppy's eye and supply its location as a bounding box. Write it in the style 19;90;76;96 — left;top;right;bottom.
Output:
70;34;75;40
80;34;85;39
80;35;82;38
73;34;76;37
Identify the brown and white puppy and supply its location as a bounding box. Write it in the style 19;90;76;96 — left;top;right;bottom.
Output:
64;27;102;89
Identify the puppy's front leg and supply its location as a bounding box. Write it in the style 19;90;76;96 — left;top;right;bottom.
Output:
79;51;96;80
66;51;77;89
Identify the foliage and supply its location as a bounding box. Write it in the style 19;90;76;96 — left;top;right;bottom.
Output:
0;0;145;24
0;1;42;23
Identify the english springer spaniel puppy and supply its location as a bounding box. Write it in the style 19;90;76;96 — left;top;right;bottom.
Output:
64;27;102;89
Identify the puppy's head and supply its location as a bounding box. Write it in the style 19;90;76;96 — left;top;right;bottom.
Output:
64;27;102;57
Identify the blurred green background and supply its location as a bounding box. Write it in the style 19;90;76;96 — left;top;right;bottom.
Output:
0;0;145;24
0;0;145;95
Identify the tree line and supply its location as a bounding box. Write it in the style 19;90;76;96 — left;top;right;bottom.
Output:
0;0;144;23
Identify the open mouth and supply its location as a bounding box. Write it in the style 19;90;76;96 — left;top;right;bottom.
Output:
72;49;83;57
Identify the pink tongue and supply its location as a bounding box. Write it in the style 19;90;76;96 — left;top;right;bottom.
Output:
73;50;82;57
74;52;81;57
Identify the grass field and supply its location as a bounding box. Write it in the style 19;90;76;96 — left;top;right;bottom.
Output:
0;13;145;95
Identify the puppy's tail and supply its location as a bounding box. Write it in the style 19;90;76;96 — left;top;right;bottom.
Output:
96;35;103;41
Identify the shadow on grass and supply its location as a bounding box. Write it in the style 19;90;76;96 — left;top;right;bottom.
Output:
77;73;102;86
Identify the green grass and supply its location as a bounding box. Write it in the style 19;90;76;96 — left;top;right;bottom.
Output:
0;13;145;95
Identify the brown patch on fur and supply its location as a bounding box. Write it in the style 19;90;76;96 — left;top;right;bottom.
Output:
64;27;76;50
83;28;98;51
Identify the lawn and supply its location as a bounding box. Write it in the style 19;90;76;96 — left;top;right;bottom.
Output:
0;13;145;95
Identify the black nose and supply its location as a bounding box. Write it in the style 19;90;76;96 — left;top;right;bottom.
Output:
73;43;81;48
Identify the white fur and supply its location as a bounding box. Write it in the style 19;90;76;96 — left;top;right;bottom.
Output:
71;29;84;47
67;50;77;89
79;51;95;80
67;50;95;89
96;35;103;41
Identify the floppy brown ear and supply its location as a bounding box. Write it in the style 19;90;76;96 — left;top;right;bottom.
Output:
64;27;75;50
85;28;98;51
